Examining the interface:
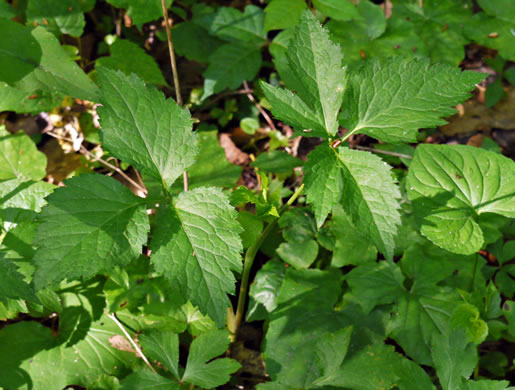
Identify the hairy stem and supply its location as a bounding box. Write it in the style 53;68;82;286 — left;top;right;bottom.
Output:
229;184;305;339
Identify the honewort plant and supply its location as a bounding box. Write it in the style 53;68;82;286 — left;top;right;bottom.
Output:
1;3;515;390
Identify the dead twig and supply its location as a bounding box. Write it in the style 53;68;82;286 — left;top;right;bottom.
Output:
243;80;276;130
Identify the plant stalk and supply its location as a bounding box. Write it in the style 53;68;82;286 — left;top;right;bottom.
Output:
160;0;189;192
228;184;305;339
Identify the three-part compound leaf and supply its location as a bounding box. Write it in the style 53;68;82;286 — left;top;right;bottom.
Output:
261;10;346;138
97;68;197;190
150;187;243;327
33;174;149;289
341;58;486;143
407;144;515;254
304;145;401;260
182;329;241;388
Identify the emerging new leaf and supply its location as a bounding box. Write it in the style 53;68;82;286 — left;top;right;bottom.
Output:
341;57;486;143
407;144;515;254
97;68;197;190
261;10;346;138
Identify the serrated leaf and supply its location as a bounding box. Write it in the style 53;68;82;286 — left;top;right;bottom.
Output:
97;68;197;189
432;329;477;390
261;11;345;138
121;370;180;390
202;42;262;98
182;329;241;388
0;19;98;102
96;39;166;86
406;144;515;255
264;0;306;32
33;174;149;289
0;258;39;302
462;379;515;390
304;145;401;259
150;187;243;327
346;261;405;314
26;0;85;37
139;331;179;379
341;58;485;143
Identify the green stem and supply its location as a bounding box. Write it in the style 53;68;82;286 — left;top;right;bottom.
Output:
340;128;358;143
470;253;479;291
228;184;305;339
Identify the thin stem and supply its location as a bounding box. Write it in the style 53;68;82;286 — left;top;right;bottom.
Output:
160;0;182;106
340;128;358;143
161;0;188;192
352;145;413;159
470;253;479;291
229;184;305;339
106;312;157;373
243;80;276;130
44;130;148;196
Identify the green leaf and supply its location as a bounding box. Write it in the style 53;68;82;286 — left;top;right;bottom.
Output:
478;0;515;23
304;145;401;259
355;0;386;40
261;11;345;138
96;39;166;86
172;22;223;63
462;379;515;390
182;329;241;388
0;258;39;302
105;0;172;25
121;370;180;390
431;329;477;390
346;261;405;314
150;187;243;327
202;42;262;97
247;259;285;321
485;78;505;107
251;150;303;174
341;58;485;143
177;131;241;190
139;331;180;379
0;19;98;102
33;174;149;289
0;1;15;18
329;205;377;267
264;0;306;32
406;144;515;254
450;303;488;345
26;0;85;37
97;68;197;190
208;5;265;44
0;128;47;181
312;0;359;21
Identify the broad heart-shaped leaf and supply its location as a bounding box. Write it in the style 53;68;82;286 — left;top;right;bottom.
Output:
96;39;167;86
406;144;515;255
150;187;243;327
33;174;149;289
261;10;345;138
97;68;197;190
340;57;485;143
0;19;98;103
182;329;241;388
432;329;477;390
304;144;401;260
139;330;180;380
